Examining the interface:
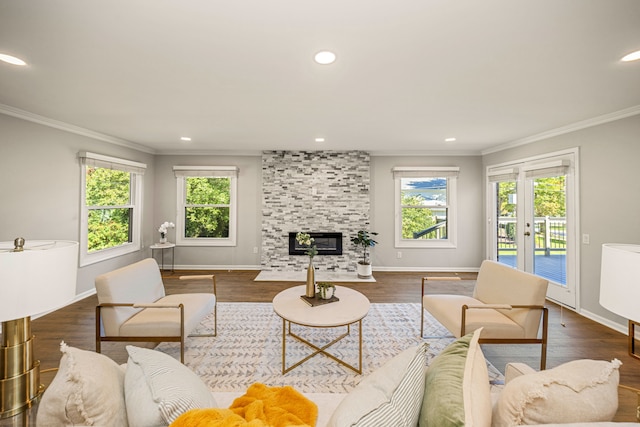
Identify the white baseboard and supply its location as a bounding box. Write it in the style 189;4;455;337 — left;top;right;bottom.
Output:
172;265;481;272
372;266;480;273
173;264;262;271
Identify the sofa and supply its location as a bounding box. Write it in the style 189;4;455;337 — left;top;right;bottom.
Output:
35;325;637;426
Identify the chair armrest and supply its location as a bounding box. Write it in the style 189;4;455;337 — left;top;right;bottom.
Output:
464;304;513;310
97;302;183;309
179;274;217;294
133;303;184;309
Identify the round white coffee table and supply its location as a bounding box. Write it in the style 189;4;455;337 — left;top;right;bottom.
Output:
272;285;370;374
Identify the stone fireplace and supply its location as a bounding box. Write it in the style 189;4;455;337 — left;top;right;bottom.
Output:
261;150;370;272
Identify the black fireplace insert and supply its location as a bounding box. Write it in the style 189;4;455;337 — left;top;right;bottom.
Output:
289;232;343;256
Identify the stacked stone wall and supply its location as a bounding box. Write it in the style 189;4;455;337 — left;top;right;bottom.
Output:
261;150;370;272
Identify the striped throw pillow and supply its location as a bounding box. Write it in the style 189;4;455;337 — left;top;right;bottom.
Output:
327;343;428;427
124;346;217;426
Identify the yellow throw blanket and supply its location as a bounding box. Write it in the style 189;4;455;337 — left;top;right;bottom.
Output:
170;383;318;427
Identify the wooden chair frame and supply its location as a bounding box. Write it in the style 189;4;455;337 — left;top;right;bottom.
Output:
420;276;549;370
96;274;217;363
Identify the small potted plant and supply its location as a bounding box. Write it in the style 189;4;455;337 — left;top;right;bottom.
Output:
351;230;378;278
316;282;335;300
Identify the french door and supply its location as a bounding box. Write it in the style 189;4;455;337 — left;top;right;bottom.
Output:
487;149;578;308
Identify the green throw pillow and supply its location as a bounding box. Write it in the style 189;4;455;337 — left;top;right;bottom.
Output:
420;331;480;427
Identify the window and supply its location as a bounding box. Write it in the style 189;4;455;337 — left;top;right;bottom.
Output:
393;166;459;248
79;152;146;266
174;166;238;246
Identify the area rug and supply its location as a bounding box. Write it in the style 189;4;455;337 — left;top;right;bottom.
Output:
155;302;503;394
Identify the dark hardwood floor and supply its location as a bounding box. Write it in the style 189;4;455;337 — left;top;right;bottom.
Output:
3;269;639;424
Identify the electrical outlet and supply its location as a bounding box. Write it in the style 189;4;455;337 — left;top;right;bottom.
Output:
397;251;402;259
253;246;258;253
582;234;590;244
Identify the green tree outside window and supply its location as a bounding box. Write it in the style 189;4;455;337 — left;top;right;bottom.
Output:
184;177;231;238
85;167;132;252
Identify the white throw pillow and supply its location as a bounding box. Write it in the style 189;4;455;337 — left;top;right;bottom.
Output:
124;346;217;426
36;341;128;427
326;343;428;427
492;358;622;426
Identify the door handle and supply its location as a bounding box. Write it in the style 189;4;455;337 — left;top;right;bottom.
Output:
524;231;531;236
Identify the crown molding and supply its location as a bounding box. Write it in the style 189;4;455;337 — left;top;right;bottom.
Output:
482;105;640;155
0;103;156;154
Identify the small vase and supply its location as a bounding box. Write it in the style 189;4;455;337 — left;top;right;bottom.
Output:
319;286;335;300
305;258;315;298
159;233;167;244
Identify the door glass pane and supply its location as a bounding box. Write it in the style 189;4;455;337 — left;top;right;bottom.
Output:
532;176;567;285
496;181;517;267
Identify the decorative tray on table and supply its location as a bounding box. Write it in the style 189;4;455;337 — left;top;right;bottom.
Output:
300;294;340;307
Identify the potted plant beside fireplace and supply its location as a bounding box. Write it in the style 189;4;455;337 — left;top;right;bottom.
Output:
350;230;378;278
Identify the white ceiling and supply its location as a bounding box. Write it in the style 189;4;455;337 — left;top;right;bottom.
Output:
1;0;639;155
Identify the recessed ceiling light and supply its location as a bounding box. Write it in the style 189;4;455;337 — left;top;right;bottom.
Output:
445;137;457;142
314;51;336;65
0;53;27;66
621;50;640;62
180;137;192;142
315;137;325;143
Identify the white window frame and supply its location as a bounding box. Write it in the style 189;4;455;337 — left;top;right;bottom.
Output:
393;166;459;248
174;166;238;247
79;152;145;266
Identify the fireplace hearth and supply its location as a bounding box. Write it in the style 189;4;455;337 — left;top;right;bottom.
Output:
289;232;343;256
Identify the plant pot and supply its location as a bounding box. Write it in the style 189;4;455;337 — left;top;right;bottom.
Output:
318;286;335;300
357;262;372;279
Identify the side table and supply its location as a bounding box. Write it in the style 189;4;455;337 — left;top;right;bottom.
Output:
150;242;175;271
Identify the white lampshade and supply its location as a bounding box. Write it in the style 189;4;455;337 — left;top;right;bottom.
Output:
599;243;640;323
0;240;78;322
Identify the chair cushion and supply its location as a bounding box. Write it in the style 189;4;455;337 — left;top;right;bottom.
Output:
423;295;524;339
419;328;491;427
124;345;217;426
120;293;216;337
327;343;428;427
473;260;548;337
492;358;621;426
36;342;128;427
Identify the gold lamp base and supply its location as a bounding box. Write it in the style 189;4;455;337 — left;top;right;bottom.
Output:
0;317;43;419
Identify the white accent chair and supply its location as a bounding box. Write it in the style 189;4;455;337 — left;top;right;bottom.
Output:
95;258;216;362
421;260;549;369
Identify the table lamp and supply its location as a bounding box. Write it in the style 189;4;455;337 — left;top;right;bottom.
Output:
0;238;78;419
599;243;640;360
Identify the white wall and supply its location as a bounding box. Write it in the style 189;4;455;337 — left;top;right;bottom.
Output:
0;114;156;295
153;152;487;272
5;108;639;333
153;154;262;268
370;154;485;270
482;114;640;327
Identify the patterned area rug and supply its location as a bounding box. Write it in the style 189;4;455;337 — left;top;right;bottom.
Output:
156;302;503;394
